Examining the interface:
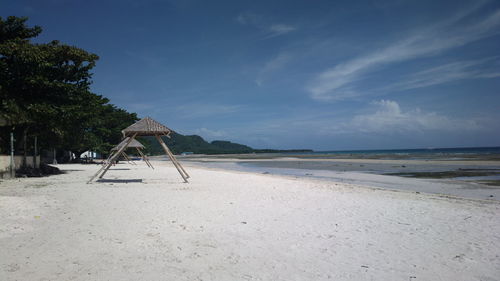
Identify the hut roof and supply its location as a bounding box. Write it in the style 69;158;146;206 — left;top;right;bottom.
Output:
122;117;172;137
112;137;145;151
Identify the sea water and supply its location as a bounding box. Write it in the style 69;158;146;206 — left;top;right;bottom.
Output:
283;146;500;160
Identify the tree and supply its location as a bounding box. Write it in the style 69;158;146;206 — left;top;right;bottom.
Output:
0;16;137;161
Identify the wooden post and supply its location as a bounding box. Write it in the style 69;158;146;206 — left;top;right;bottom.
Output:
10;131;15;178
87;133;137;183
161;134;190;179
122;151;136;165
53;148;57;165
159;135;189;178
103;151;114;166
99;134;137;179
136;147;153;169
33;136;38;168
155;134;188;182
23;130;27;167
87;150;118;183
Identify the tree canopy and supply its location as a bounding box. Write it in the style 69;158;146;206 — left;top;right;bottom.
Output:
0;16;137;158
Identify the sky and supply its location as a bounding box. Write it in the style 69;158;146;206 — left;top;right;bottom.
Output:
2;0;500;150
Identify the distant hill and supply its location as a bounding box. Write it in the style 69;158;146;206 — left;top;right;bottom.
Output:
138;132;312;155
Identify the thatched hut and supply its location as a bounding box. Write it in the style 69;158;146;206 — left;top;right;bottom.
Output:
88;117;189;183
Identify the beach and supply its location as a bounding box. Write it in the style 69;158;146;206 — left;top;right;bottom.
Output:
1;160;499;280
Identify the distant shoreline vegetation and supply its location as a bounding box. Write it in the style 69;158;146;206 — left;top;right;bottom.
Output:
144;141;499;157
139;134;313;155
141;132;500;156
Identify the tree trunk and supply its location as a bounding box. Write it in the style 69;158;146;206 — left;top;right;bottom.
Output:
22;128;27;167
52;148;57;164
33;136;38;168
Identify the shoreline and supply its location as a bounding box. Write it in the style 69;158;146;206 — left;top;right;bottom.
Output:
176;155;500;166
175;157;500;201
182;161;500;204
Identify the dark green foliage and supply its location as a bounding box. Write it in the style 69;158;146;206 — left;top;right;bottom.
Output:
253;149;313;153
0;16;137;158
210;140;253;153
142;133;309;155
142;133;253;155
142;133;215;155
0;16;42;43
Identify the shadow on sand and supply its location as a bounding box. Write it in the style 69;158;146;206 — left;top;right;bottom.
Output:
107;168;131;171
97;179;142;183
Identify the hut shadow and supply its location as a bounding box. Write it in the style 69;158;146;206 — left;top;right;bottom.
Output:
107;168;131;170
97;179;142;183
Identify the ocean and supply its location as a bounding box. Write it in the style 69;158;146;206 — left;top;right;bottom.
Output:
280;146;500;160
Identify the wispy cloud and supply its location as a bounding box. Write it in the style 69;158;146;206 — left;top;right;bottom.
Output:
256;53;292;85
237;12;296;38
175;103;243;119
385;57;500;91
268;24;296;35
192;127;227;140
307;5;500;101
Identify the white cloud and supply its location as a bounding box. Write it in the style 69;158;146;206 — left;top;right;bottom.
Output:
340;100;482;134
237;12;296;38
236;100;483;137
307;6;500;101
175;103;243;119
192;100;497;149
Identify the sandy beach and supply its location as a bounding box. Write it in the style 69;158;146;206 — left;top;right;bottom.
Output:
1;160;500;280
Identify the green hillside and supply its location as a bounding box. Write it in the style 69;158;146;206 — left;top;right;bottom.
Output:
138;133;310;155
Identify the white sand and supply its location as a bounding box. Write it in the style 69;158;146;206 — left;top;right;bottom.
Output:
1;161;499;281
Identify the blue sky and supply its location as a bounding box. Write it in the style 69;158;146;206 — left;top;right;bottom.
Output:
2;0;500;150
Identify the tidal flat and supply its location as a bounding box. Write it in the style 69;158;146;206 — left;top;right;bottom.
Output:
178;152;500;200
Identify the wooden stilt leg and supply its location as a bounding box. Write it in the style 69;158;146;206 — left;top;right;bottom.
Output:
170;152;189;178
158;135;189;178
121;152;130;163
141;148;154;169
88;150;118;183
103;151;113;166
136;148;148;167
155;135;189;182
120;152;128;163
137;148;153;169
145;156;154;169
97;134;137;180
122;152;136;165
163;140;189;178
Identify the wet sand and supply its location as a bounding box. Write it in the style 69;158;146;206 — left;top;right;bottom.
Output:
180;157;500;201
